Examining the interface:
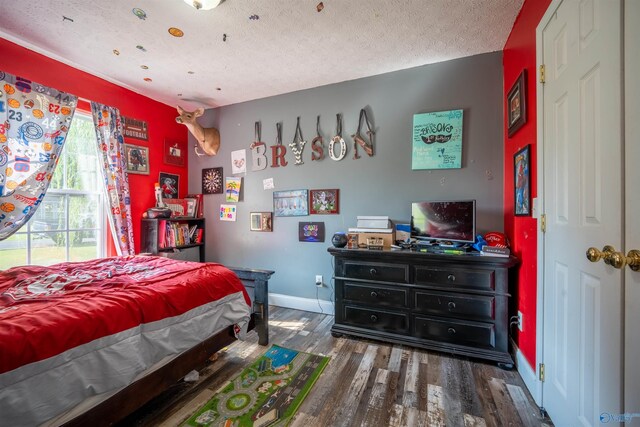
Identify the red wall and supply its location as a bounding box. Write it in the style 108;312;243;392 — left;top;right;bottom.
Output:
0;38;188;254
502;0;551;369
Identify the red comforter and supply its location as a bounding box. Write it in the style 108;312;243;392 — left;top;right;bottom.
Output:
0;256;250;375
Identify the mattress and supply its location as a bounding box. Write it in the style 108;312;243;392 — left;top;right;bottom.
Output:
0;256;252;426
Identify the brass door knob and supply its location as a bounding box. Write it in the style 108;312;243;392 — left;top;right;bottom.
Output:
626;250;640;272
611;250;640;271
586;245;618;265
586;246;640;271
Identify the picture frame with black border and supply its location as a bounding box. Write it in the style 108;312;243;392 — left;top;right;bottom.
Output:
298;222;325;242
124;143;149;175
159;172;179;199
507;69;527;138
514;144;531;216
202;167;223;195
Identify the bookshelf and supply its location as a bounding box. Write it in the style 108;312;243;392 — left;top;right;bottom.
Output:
140;217;205;262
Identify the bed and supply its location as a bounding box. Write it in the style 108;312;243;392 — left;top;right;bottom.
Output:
0;255;262;426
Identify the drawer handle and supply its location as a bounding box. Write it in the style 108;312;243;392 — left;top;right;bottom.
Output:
447;274;456;282
369;268;378;276
370;291;378;298
447;327;456;335
448;302;456;310
370;314;378;322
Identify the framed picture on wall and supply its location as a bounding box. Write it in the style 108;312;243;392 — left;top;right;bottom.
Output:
411;109;464;170
164;139;186;166
298;222;325;242
202;167;223;194
514;145;530;216
250;212;273;232
309;189;339;214
273;189;308;217
124;143;149;175
159;172;179;199
507;69;527;137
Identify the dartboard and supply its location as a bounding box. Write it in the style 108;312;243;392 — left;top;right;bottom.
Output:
202;167;223;194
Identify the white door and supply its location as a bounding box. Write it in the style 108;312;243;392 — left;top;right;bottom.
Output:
624;1;640;420
539;0;623;425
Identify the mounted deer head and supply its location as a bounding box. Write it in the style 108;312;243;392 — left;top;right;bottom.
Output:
175;106;220;156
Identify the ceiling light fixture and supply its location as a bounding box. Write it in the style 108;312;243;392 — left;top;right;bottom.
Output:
183;0;222;10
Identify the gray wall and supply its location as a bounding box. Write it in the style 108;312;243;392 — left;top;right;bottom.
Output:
188;52;504;302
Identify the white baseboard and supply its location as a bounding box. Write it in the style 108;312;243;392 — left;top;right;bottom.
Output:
268;293;335;316
516;348;542;405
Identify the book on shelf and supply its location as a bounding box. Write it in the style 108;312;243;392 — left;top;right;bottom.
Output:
158;219;167;248
480;245;510;257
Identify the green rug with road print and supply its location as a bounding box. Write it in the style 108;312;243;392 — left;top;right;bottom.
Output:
184;345;330;427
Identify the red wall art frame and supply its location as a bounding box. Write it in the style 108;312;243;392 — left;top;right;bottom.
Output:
164;138;187;166
309;189;339;214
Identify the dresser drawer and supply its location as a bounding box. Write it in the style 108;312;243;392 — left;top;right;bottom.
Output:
344;282;408;309
414;316;496;349
414;290;495;321
343;261;409;283
343;306;409;334
415;266;495;292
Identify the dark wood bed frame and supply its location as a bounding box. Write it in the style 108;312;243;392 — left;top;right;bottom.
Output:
62;267;274;427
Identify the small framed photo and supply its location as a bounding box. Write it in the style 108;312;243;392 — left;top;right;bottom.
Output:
185;193;203;217
250;212;273;232
202;167;223;195
514;145;531;216
164;139;186;166
124;143;149;175
347;233;359;249
185;198;198;218
507;69;527;137
159;172;180;199
273;189;309;217
309;189;340;214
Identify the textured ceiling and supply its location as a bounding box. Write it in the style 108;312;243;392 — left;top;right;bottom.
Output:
0;0;523;109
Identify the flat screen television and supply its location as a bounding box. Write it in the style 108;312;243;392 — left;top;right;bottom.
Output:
411;200;476;244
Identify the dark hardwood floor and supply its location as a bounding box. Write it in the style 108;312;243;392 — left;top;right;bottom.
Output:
119;306;552;427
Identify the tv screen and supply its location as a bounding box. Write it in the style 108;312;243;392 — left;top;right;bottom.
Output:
411;200;476;244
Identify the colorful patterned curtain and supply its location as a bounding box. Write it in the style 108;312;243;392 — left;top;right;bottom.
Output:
90;102;135;256
0;71;77;240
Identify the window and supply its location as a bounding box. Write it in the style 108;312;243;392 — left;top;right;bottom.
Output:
0;113;106;269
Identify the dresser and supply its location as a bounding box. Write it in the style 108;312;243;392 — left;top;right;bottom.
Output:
328;247;518;366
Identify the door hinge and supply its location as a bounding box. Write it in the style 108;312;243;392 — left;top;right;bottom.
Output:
539;363;545;382
541;213;547;233
539;64;546;84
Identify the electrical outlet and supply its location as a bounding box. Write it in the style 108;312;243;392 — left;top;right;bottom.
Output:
517;311;524;332
315;275;323;287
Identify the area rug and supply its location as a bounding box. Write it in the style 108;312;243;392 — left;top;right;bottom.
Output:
184;345;330;427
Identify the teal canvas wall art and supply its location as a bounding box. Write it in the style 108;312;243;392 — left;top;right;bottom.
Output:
412;109;464;170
